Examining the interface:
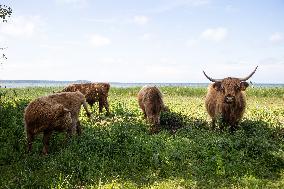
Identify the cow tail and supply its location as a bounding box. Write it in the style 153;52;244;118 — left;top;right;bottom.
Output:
82;100;93;119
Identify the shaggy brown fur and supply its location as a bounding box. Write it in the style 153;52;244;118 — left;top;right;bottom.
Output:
24;91;92;154
44;91;92;135
62;83;110;115
138;86;167;133
24;98;73;155
205;77;249;131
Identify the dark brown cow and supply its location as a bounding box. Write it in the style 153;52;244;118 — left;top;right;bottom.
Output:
63;82;110;115
24;98;72;155
204;66;258;131
138;86;167;133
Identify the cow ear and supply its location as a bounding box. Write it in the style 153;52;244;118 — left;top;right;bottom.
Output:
240;82;249;91
212;82;221;91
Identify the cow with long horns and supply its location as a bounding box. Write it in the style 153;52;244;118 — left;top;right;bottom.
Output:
203;66;258;131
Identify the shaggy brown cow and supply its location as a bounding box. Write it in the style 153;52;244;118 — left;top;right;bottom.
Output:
46;91;92;135
63;83;110;115
24;91;92;154
138;86;167;133
24;99;73;155
204;66;258;131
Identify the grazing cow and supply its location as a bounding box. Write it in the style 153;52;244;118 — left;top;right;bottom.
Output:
63;83;110;115
24;91;92;154
203;66;258;131
46;91;92;135
138;86;167;133
24;99;73;155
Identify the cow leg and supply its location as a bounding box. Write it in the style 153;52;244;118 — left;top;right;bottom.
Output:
70;116;78;135
66;126;73;137
150;124;160;134
154;124;161;134
89;102;94;110
219;123;225;131
143;112;147;118
211;119;216;130
99;100;103;113
64;128;72;144
219;117;227;131
141;107;147;118
229;122;238;133
104;99;110;116
229;126;236;133
150;127;156;134
87;100;94;112
64;117;76;144
42;130;52;155
76;120;82;135
27;132;35;153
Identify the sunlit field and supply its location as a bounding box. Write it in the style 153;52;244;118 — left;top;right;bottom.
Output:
1;87;284;188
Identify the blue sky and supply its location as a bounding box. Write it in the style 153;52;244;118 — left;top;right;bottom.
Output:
0;0;284;83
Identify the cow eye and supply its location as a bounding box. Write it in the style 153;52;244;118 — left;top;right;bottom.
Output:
235;86;240;91
220;86;225;92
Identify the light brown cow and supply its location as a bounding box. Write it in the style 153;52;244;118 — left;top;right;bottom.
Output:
203;66;258;132
24;91;92;154
63;83;110;115
46;91;92;135
138;85;167;133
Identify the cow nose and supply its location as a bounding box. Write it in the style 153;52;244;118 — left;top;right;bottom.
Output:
225;95;235;103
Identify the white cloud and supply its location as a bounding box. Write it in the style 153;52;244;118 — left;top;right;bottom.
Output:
1;59;68;80
133;15;149;25
39;44;65;51
269;32;283;43
186;39;198;47
0;16;43;38
100;57;116;63
39;40;81;51
259;57;284;65
190;0;210;6
56;0;83;3
146;65;181;76
186;27;228;47
0;35;5;43
225;5;239;13
147;0;210;14
200;27;228;41
158;57;178;66
89;34;111;47
86;18;116;23
86;15;149;26
141;33;153;40
99;57;125;64
55;0;87;7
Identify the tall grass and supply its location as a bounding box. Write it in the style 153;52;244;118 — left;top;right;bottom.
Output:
0;87;283;188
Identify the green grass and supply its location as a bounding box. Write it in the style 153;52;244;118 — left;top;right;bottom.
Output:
0;87;284;188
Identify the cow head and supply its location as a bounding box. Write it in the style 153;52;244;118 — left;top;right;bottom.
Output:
51;105;73;132
203;66;258;104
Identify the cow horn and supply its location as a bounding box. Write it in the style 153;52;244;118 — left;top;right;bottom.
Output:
203;71;221;82
238;66;258;81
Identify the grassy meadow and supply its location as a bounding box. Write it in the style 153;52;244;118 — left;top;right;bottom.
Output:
0;86;284;188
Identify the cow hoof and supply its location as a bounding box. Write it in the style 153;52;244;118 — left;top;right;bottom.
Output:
150;128;161;134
